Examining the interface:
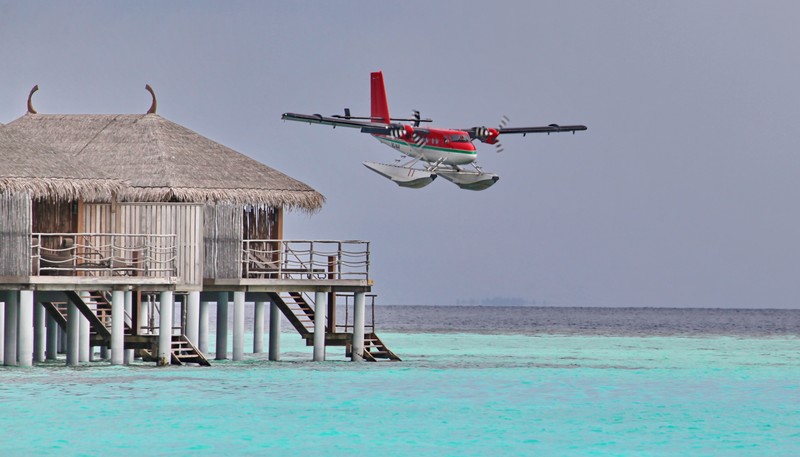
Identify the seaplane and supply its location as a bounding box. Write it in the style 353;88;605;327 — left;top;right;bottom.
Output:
281;71;587;191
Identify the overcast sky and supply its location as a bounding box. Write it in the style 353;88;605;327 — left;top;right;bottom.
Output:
1;1;798;307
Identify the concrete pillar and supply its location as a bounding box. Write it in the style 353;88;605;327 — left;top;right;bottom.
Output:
18;290;34;367
158;291;174;366
46;314;58;360
59;325;66;354
186;291;200;345
198;301;209;354
66;302;80;366
78;292;90;363
33;301;46;363
215;292;229;360
110;290;125;365
139;296;150;334
4;292;18;366
0;298;6;365
253;301;266;354
232;292;245;361
124;291;134;364
79;314;90;362
269;301;281;361
313;291;327;362
352;292;366;362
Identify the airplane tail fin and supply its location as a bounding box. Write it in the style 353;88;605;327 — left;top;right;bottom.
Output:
370;71;390;124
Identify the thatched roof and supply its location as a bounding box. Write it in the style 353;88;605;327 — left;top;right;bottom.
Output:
0;123;122;201
5;113;324;212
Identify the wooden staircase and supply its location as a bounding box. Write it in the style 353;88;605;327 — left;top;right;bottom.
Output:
42;291;210;366
267;291;314;337
268;291;400;362
139;334;210;366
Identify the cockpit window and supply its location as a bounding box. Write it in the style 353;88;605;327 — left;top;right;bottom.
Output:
449;134;471;143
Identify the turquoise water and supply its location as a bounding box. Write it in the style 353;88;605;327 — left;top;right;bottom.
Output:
1;332;799;456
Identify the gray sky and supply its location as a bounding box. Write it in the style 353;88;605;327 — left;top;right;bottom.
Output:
1;1;798;307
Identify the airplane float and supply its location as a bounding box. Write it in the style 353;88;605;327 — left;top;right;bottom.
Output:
282;71;587;191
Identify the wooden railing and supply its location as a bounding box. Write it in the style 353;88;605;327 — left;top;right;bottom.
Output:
337;293;378;333
31;232;177;278
242;240;370;280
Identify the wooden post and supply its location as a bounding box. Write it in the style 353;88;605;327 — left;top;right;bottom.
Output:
327;256;337;333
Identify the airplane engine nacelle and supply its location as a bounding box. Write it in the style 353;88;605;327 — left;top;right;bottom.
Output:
473;127;500;144
483;128;500;145
402;124;415;140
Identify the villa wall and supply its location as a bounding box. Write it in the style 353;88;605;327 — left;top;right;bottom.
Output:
0;192;32;277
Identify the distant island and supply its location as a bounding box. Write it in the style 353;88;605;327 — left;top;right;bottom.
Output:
455;297;546;306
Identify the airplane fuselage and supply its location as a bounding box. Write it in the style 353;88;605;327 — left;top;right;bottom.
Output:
373;128;477;166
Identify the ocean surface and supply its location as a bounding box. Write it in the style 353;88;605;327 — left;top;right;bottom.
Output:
1;306;798;456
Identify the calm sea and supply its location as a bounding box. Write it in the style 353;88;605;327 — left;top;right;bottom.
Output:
1;306;798;456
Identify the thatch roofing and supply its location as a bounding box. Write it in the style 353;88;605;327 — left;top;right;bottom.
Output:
5;113;324;212
0;123;122;201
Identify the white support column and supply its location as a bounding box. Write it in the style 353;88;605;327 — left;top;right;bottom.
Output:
66;302;80;366
124;291;134;364
33;301;46;363
59;325;66;354
0;298;6;365
139;296;150;334
313;291;327;362
352;292;366;362
111;290;125;365
232;292;245;361
198;301;209;354
18;290;34;367
79;314;90;363
158;291;174;366
186;291;200;345
4;292;18;366
78;292;91;363
253;301;265;354
216;292;229;360
46;314;58;360
268;301;281;362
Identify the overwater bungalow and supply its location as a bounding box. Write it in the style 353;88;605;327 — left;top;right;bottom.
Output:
0;86;398;367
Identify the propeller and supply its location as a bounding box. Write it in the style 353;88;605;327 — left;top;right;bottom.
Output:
494;116;509;153
388;123;406;139
469;115;509;153
413;110;421;127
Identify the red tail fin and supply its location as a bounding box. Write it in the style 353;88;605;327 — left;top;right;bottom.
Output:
370;71;390;124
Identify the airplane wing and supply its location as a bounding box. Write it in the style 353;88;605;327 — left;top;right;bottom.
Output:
499;124;587;134
281;112;404;136
465;123;587;138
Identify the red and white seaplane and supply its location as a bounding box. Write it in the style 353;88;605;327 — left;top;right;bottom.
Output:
282;71;587;190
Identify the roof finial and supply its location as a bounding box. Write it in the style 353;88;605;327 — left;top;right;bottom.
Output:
145;84;157;114
27;85;39;114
